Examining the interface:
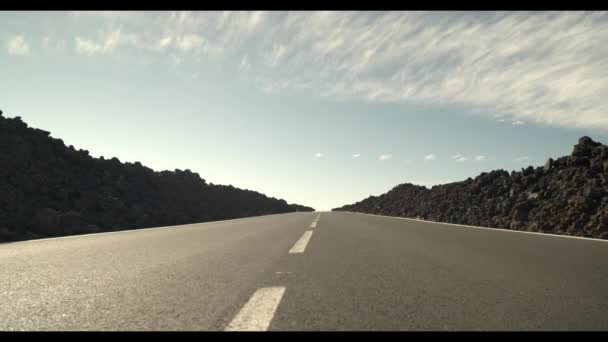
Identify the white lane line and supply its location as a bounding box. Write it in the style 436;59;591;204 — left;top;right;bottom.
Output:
289;230;314;254
310;221;317;228
346;211;608;243
225;287;286;331
13;212;296;245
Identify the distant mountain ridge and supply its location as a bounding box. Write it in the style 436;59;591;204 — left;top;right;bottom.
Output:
334;136;608;239
0;110;313;242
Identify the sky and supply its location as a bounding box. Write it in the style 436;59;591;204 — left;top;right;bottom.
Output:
1;11;608;211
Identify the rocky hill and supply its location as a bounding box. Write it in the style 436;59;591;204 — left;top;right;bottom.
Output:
333;136;608;239
0;110;314;242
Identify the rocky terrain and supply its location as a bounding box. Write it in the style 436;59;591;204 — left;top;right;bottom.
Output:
334;136;608;239
0;110;313;242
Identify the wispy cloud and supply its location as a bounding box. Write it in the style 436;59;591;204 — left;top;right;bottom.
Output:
314;152;324;159
239;54;251;72
25;11;608;130
70;11;139;21
175;34;204;52
155;36;173;50
474;155;487;162
512;120;525;126
74;28;137;56
7;35;30;56
268;43;287;67
424;154;436;162
352;153;361;159
379;154;392;161
513;156;531;163
451;153;467;162
75;37;103;55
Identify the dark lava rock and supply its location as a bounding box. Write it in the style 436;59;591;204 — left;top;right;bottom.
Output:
334;136;608;239
0;110;314;242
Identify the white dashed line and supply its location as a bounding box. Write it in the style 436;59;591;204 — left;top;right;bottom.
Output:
289;230;314;254
310;221;317;228
225;287;286;331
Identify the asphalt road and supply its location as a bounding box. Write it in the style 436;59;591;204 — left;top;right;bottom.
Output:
1;211;607;331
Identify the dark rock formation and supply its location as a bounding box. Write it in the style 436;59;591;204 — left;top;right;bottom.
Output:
0;111;313;242
333;136;608;239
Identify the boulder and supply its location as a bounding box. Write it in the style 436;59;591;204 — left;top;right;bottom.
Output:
544;158;553;172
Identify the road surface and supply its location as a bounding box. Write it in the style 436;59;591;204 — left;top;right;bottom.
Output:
1;211;607;331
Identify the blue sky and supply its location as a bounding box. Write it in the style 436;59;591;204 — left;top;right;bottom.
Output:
1;11;608;210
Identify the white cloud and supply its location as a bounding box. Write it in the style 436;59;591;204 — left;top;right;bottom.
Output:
379;154;392;161
239;54;251;71
512;120;525;125
258;78;291;94
175;34;204;52
314;152;324;159
497;118;506;123
74;28;138;56
424;154;436;162
183;11;606;131
451;153;467;162
256;11;608;130
36;12;608;130
352;153;360;158
474;155;487;162
156;36;173;50
513;156;531;163
70;11;137;21
268;43;287;66
248;11;265;30
74;37;103;55
7;35;30;55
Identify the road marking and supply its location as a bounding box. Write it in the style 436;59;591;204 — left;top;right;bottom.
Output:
310;221;317;228
345;211;608;243
12;212;293;245
225;287;286;331
289;230;314;253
